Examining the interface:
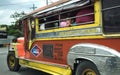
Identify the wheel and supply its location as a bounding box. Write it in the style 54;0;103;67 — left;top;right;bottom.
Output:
75;61;100;75
7;52;21;71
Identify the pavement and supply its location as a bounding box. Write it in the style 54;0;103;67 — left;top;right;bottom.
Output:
0;47;51;75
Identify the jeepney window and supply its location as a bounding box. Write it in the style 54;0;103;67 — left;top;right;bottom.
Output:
38;13;59;30
60;5;94;27
38;0;94;30
102;0;120;33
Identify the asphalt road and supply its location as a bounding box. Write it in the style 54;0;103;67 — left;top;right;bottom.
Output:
0;47;51;75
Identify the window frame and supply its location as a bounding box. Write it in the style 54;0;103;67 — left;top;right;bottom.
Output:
35;0;101;38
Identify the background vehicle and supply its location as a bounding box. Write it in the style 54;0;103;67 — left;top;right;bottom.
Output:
0;25;8;47
7;0;120;75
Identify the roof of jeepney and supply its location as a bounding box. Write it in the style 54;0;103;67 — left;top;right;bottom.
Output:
28;0;90;16
21;0;90;19
28;0;70;16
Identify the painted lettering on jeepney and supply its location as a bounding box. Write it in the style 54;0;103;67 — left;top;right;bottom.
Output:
36;27;101;38
58;28;100;37
54;43;63;61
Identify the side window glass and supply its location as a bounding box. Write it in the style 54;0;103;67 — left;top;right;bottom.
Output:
38;1;94;31
39;18;46;30
38;14;59;30
60;5;94;28
102;0;120;33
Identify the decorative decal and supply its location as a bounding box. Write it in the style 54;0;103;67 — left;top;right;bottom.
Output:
36;27;102;38
31;45;42;57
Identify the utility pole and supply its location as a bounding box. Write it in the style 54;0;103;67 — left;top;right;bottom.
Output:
46;0;54;5
46;0;48;5
30;4;37;10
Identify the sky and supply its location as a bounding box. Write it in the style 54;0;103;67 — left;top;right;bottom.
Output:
0;0;59;25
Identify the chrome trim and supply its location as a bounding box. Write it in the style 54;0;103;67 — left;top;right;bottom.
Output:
67;43;120;75
8;44;15;51
69;52;115;57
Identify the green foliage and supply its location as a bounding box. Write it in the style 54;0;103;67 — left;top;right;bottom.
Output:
7;25;23;38
10;11;26;20
6;11;25;38
0;24;7;27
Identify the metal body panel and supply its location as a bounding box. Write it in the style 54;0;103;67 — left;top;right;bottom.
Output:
19;58;71;75
67;43;120;75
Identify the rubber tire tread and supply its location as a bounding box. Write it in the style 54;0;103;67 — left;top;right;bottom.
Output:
75;61;100;75
7;52;20;71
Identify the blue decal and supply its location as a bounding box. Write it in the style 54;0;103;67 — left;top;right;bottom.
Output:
31;45;42;57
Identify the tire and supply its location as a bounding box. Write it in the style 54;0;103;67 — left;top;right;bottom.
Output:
7;52;21;71
75;61;100;75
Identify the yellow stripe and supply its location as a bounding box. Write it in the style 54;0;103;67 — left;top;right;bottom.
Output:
19;59;71;75
36;18;39;32
94;0;101;25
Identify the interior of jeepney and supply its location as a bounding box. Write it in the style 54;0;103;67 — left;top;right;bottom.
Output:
36;0;95;31
16;0;120;40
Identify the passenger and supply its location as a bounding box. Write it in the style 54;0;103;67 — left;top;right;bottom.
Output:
60;19;71;28
71;18;77;26
60;21;67;28
66;19;71;27
40;23;45;30
75;6;94;24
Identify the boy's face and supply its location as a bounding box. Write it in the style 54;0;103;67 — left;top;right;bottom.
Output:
66;20;71;27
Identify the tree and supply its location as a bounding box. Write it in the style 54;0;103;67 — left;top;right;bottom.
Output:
7;25;23;38
10;11;26;20
8;11;25;37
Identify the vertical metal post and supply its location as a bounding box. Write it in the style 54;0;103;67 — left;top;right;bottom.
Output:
30;4;37;10
46;0;48;5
